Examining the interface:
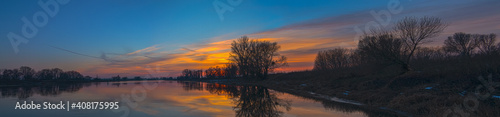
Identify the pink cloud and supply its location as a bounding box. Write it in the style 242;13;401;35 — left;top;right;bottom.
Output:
82;0;500;77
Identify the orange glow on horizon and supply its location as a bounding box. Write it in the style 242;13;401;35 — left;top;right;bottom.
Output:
83;35;354;77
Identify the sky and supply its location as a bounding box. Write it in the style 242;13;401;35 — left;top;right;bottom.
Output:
1;0;499;78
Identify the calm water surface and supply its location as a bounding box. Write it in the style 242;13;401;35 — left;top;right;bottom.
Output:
0;81;393;117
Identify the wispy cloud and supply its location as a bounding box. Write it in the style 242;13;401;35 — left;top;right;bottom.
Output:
82;0;500;77
125;45;161;56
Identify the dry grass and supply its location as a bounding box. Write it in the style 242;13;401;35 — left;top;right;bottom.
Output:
257;54;500;116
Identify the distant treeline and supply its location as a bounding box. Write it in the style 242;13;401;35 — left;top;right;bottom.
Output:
0;66;90;82
177;36;287;80
0;66;177;83
313;16;500;72
177;64;238;79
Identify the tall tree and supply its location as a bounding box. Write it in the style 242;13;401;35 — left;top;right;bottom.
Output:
230;36;287;79
394;16;447;71
444;32;478;56
230;36;251;77
475;33;497;55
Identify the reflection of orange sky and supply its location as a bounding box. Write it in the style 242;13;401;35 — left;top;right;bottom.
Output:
9;81;367;116
67;81;368;117
77;81;237;116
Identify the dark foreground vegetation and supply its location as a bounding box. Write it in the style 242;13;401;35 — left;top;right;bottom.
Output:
200;53;500;116
301;16;500;116
178;16;500;116
178;81;403;116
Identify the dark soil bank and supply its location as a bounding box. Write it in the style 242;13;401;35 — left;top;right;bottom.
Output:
198;62;500;117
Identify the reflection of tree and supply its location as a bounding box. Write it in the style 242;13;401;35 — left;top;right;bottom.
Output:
0;83;90;99
181;82;291;117
205;83;240;98
233;86;291;117
18;86;34;99
185;82;402;117
112;83;121;87
178;81;204;91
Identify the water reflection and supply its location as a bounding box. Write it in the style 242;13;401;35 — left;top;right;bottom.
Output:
205;83;291;117
0;81;399;117
0;83;91;99
177;82;291;116
178;81;399;117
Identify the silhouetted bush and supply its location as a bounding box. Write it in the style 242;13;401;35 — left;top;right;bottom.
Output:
313;48;360;71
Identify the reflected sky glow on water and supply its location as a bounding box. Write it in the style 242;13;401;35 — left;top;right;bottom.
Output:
0;81;371;117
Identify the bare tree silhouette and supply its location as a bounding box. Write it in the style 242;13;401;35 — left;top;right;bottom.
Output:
358;32;406;68
230;36;287;79
475;33;497;55
313;48;359;71
443;32;478;56
394;16;447;71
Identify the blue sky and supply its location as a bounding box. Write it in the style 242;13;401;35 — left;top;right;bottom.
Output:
1;0;499;77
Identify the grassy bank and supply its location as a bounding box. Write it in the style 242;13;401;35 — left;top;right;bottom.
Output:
193;55;500;116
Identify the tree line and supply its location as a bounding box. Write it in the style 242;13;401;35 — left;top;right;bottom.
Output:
0;66;91;82
314;16;500;72
110;75;154;81
177;63;238;79
177;36;287;80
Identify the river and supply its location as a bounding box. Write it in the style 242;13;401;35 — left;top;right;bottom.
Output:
0;80;399;117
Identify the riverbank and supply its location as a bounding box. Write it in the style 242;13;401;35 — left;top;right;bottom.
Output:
183;65;500;117
3;59;499;116
189;77;411;116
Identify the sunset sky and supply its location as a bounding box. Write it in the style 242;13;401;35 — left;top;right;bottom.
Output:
1;0;499;77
